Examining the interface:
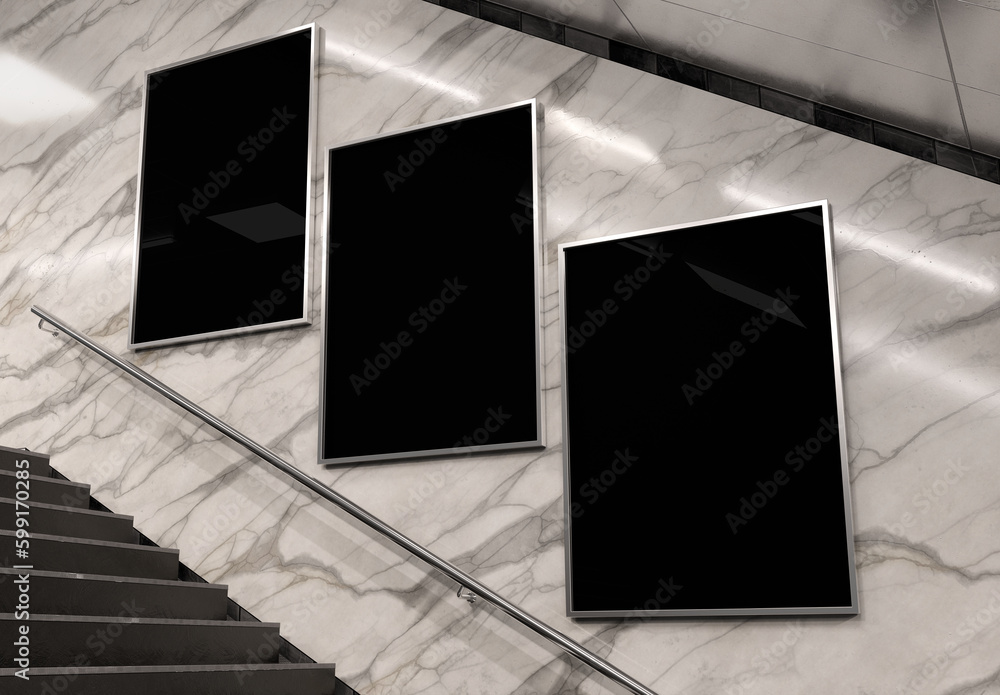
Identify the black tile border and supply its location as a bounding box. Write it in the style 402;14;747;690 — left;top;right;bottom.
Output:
608;40;656;73
565;27;609;59
708;73;760;107
520;13;563;43
427;0;1000;185
480;1;519;29
815;105;874;144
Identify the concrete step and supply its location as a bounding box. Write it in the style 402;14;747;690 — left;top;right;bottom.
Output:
0;614;283;667
0;497;137;544
0;446;51;477
0;530;179;579
0;662;340;694
0;470;90;509
0;449;353;695
0;568;228;620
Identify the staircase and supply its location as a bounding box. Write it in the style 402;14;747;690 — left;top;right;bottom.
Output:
0;445;346;694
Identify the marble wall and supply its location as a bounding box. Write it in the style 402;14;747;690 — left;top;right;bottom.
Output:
2;1;1000;693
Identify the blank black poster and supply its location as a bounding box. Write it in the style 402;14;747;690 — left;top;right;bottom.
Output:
320;101;541;464
130;26;314;348
560;203;857;617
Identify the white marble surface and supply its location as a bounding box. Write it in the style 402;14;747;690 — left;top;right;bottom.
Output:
2;1;1000;694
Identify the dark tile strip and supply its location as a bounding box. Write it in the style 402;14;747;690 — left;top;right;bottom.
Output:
439;0;479;16
760;88;815;124
480;1;519;30
565;27;608;59
657;55;707;90
520;13;564;43
935;142;1000;183
608;40;656;73
708;73;760;107
424;0;1000;185
874;123;935;162
815;105;874;143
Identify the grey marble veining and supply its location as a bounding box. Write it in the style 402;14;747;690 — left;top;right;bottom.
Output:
2;0;1000;694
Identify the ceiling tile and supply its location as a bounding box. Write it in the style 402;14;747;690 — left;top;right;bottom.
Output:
938;0;1000;94
958;85;1000;157
486;0;646;45
617;0;953;80
600;2;968;144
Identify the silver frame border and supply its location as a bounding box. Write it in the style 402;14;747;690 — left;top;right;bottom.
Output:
558;200;859;619
318;99;545;466
127;23;320;351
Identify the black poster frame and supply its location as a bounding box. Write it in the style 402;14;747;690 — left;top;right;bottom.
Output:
559;201;858;618
129;24;318;350
319;100;544;465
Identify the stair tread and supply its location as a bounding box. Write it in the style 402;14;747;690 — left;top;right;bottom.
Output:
0;469;88;486
0;528;175;551
0;471;90;509
0;662;336;675
0;446;51;476
0;496;132;519
0;454;353;693
1;613;280;628
0;566;225;590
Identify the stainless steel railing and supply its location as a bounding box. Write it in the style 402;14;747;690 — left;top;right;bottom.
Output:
31;305;660;695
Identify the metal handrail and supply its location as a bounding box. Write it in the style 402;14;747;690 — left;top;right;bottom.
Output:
31;305;659;695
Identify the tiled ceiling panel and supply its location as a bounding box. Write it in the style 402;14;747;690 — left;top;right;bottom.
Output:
486;0;646;44
938;0;1000;94
958;85;1000;156
605;0;968;144
488;0;999;158
623;0;952;79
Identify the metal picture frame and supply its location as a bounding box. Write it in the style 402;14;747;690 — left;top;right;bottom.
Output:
128;24;319;350
559;201;858;618
319;100;544;465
